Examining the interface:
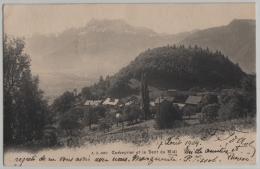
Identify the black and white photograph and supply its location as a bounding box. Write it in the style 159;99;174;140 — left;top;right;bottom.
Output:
2;2;257;166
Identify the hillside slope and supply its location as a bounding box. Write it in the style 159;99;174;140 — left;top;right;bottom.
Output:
107;45;246;97
180;19;255;73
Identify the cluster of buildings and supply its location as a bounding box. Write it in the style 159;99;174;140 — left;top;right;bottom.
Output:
80;89;210;117
82;96;139;108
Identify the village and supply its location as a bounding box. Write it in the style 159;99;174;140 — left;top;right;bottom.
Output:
52;85;233;147
73;88;216;128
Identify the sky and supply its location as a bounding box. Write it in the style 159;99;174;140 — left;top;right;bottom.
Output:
4;3;255;37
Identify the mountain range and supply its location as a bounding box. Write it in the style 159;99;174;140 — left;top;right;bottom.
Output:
25;18;255;99
180;19;255;73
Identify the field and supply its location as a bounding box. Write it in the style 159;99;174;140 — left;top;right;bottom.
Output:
60;117;256;147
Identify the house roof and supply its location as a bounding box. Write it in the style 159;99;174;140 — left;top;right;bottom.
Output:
167;89;177;92
121;95;140;103
154;97;163;104
185;96;202;105
164;97;175;102
150;101;156;107
173;103;185;109
196;92;216;96
154;96;174;104
125;100;134;106
84;100;102;106
103;98;119;106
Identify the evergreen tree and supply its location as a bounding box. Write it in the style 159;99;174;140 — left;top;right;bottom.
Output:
51;91;75;115
141;72;150;120
3;35;49;145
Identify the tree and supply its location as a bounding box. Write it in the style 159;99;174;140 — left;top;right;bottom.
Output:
51;91;75;115
99;113;113;133
81;87;93;99
218;98;242;120
99;75;104;83
107;77;133;98
84;108;98;130
98;75;106;90
15;73;49;143
59;107;85;140
124;105;141;124
42;125;58;147
105;75;111;88
141;72;150;120
241;75;256;117
218;89;245;120
3;35;49;145
241;74;256;93
156;100;182;129
93;106;106;118
59;113;80;136
3;36;30;144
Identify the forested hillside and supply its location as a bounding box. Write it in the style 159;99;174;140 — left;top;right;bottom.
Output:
105;45;246;97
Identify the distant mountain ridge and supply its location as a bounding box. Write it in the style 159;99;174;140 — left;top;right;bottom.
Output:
26;19;190;75
180;19;256;73
27;19;255;74
25;18;255;98
84;19;158;36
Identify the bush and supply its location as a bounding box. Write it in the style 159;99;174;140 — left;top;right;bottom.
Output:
99;111;115;132
182;105;197;118
93;106;106;118
156;100;182;129
240;75;256;117
218;89;247;120
59;113;80;136
218;98;242;120
83;108;99;130
99;120;112;133
42;125;58;147
124;105;142;124
201;103;219;123
52;91;76;115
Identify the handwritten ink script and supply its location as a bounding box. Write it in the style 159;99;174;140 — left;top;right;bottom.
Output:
4;129;256;166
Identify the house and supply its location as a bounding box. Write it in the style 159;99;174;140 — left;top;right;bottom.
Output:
173;103;185;110
125;100;134;106
84;100;102;106
123;95;140;106
103;98;119;106
164;96;175;102
185;96;202;105
196;91;216;96
154;96;175;105
154;97;162;105
183;95;203;116
152;96;175;114
150;101;156;107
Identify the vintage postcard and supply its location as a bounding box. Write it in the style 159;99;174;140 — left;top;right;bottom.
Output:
2;2;257;167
